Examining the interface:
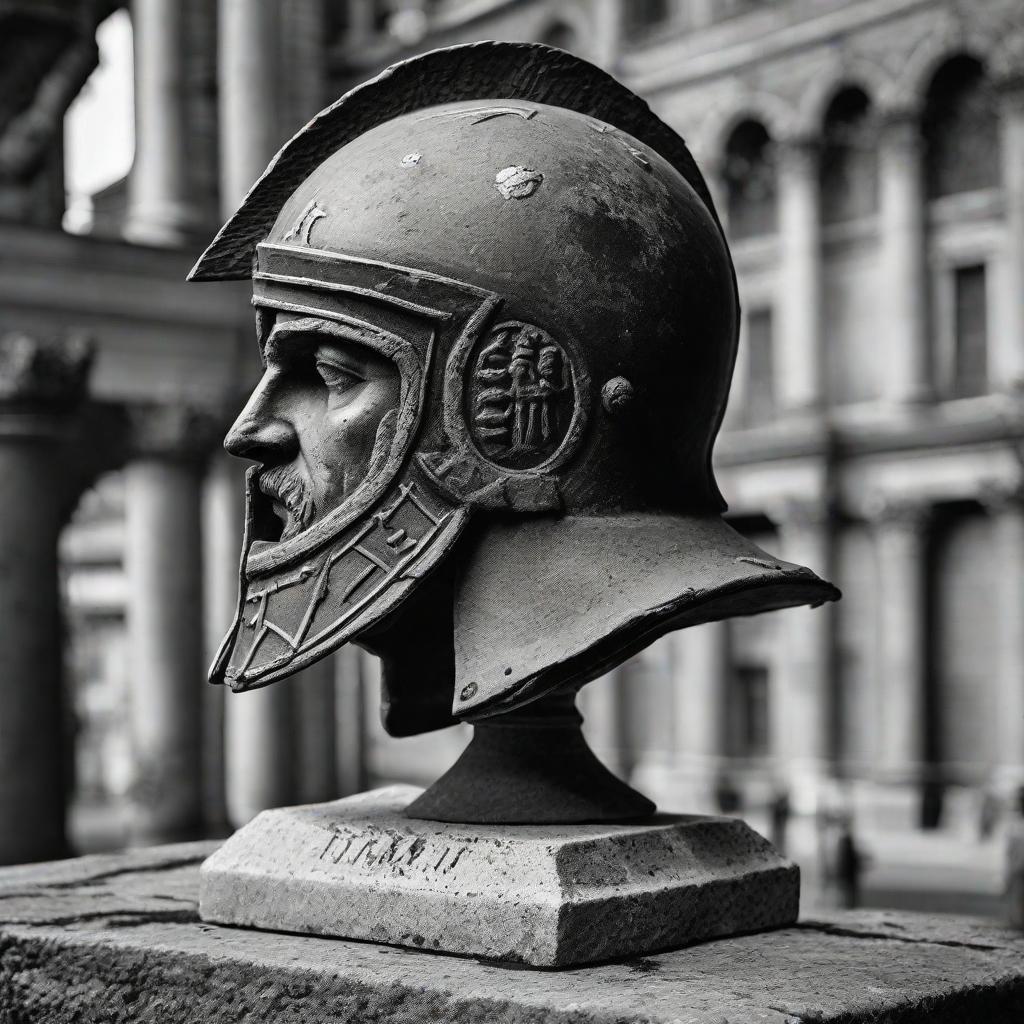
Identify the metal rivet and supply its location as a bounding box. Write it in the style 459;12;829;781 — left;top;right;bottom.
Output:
503;667;512;676
601;376;635;416
459;682;478;701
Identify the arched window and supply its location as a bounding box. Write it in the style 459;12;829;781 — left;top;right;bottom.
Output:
820;87;878;223
723;119;776;239
923;55;1000;198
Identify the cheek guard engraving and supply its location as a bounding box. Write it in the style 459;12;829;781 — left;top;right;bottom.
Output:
227;478;457;690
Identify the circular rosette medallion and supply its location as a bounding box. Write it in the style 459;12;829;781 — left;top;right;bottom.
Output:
466;321;576;471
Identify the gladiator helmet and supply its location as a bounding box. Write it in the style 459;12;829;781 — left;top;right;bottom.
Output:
190;42;839;736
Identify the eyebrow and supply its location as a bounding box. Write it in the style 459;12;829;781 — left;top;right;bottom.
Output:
263;328;313;363
266;313;391;353
263;317;350;363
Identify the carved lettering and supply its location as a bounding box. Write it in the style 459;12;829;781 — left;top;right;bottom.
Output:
318;827;472;877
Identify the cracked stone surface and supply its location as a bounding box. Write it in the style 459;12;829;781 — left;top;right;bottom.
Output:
2;840;1024;1023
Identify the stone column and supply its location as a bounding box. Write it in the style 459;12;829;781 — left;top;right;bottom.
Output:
200;454;245;832
671;621;730;812
629;639;678;806
125;405;215;844
334;645;368;796
996;85;1024;393
0;333;92;865
293;655;338;805
878;112;930;403
776;139;823;413
345;0;376;47
125;0;196;245
579;667;632;780
280;0;327;132
981;485;1024;792
868;498;930;786
615;656;654;787
219;0;282;210
218;0;297;826
772;499;834;811
224;682;296;826
590;0;624;71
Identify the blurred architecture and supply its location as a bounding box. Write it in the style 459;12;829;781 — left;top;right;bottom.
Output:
0;0;1022;915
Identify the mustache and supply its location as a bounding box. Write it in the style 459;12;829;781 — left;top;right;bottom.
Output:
256;465;314;540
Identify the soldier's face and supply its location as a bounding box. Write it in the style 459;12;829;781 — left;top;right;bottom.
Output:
224;312;401;541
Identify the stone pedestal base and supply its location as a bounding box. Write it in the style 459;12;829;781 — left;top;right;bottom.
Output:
199;784;798;966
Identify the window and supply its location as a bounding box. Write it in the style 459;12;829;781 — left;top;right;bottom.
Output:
951;264;988;397
820;88;878;224
745;308;775;424
923;56;1000;198
724;120;776;239
732;665;770;758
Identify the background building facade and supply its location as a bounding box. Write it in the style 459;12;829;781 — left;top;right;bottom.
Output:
1;0;1021;913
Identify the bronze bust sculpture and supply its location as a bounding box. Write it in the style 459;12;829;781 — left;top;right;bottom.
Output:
193;41;837;963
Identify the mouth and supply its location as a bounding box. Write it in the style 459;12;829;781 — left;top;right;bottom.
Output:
255;465;314;542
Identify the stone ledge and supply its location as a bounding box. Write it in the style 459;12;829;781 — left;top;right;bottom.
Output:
2;841;1024;1023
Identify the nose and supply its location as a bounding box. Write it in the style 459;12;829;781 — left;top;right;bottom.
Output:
223;378;298;463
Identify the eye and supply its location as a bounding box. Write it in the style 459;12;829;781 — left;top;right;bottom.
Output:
315;359;364;392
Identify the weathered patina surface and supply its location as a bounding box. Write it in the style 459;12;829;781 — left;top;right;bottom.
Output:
2;844;1023;1023
190;42;838;764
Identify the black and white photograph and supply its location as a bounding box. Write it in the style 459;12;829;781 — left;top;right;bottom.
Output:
1;1;1023;1020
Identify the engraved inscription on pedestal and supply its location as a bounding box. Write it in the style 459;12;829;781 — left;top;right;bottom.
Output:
318;825;472;878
